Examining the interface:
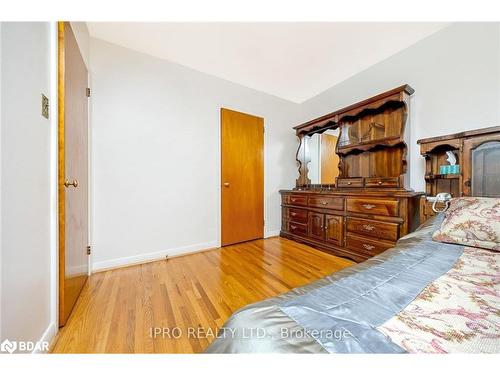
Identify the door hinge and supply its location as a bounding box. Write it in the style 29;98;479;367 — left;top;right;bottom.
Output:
86;87;91;97
87;246;91;255
41;94;49;119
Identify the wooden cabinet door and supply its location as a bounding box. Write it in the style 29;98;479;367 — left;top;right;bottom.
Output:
463;134;500;197
325;215;343;246
308;212;324;241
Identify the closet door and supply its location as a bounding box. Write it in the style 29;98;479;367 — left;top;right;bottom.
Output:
58;22;89;326
320;134;339;184
221;108;264;246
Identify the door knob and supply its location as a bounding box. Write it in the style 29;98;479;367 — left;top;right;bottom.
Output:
223;182;230;187
64;179;78;188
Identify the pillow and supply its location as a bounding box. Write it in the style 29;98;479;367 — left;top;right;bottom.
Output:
432;197;500;251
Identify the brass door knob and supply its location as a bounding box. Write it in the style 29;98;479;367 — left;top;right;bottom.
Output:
223;182;230;187
64;179;79;188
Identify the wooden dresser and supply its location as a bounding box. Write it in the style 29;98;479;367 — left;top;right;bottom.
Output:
280;85;423;262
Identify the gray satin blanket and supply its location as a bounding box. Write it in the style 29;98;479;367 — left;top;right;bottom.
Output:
206;215;464;353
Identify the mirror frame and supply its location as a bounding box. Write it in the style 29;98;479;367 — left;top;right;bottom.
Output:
295;123;340;190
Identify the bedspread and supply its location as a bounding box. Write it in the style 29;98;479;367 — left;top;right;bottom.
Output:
205;215;500;353
378;246;499;353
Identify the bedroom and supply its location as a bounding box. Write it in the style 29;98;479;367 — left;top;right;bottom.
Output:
0;0;499;372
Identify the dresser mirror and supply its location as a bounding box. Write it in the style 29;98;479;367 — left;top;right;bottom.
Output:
302;129;339;185
298;129;340;186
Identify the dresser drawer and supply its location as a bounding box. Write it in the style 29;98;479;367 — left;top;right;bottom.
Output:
283;194;308;206
346;198;399;216
289;222;308;237
308;195;344;210
285;207;308;224
365;177;399;188
337;177;364;188
346;233;395;256
347;217;399;241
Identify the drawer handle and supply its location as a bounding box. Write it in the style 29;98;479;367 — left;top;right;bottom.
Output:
347;182;352;185
291;212;297;216
322;201;328;205
378;181;383;185
362;244;375;251
291;199;297;202
291;225;297;230
362;224;375;231
362;204;376;210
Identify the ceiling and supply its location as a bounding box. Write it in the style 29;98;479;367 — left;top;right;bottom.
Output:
87;22;449;103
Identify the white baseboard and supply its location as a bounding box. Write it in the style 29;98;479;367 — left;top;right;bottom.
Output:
92;241;219;272
33;322;57;354
66;264;89;275
265;229;281;238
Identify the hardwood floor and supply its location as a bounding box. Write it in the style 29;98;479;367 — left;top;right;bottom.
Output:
51;237;354;353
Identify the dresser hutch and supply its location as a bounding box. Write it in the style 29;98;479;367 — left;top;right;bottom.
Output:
418;126;500;223
280;85;423;262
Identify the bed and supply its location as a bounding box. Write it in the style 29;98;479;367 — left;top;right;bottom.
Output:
206;208;500;353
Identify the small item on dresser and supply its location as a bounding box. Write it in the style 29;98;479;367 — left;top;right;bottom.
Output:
446;150;456;164
437;151;458;175
426;192;452;213
432;197;500;251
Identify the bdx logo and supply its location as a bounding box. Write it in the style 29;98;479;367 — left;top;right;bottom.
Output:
1;339;17;354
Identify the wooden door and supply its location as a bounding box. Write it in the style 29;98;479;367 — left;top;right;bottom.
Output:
325;214;343;246
320;134;339;184
221;108;264;246
308;212;324;241
463;134;500;197
58;22;89;326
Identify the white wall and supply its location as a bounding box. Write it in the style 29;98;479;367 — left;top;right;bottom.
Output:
70;22;90;69
0;22;55;348
90;23;500;269
298;23;500;192
90;38;301;270
0;22;3;342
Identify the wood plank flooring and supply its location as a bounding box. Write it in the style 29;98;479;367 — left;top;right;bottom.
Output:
51;237;354;353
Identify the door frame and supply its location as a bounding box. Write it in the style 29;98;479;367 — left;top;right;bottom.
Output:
219;108;265;246
57;21;67;327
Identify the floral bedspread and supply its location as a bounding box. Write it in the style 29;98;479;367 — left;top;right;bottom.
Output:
377;247;500;353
